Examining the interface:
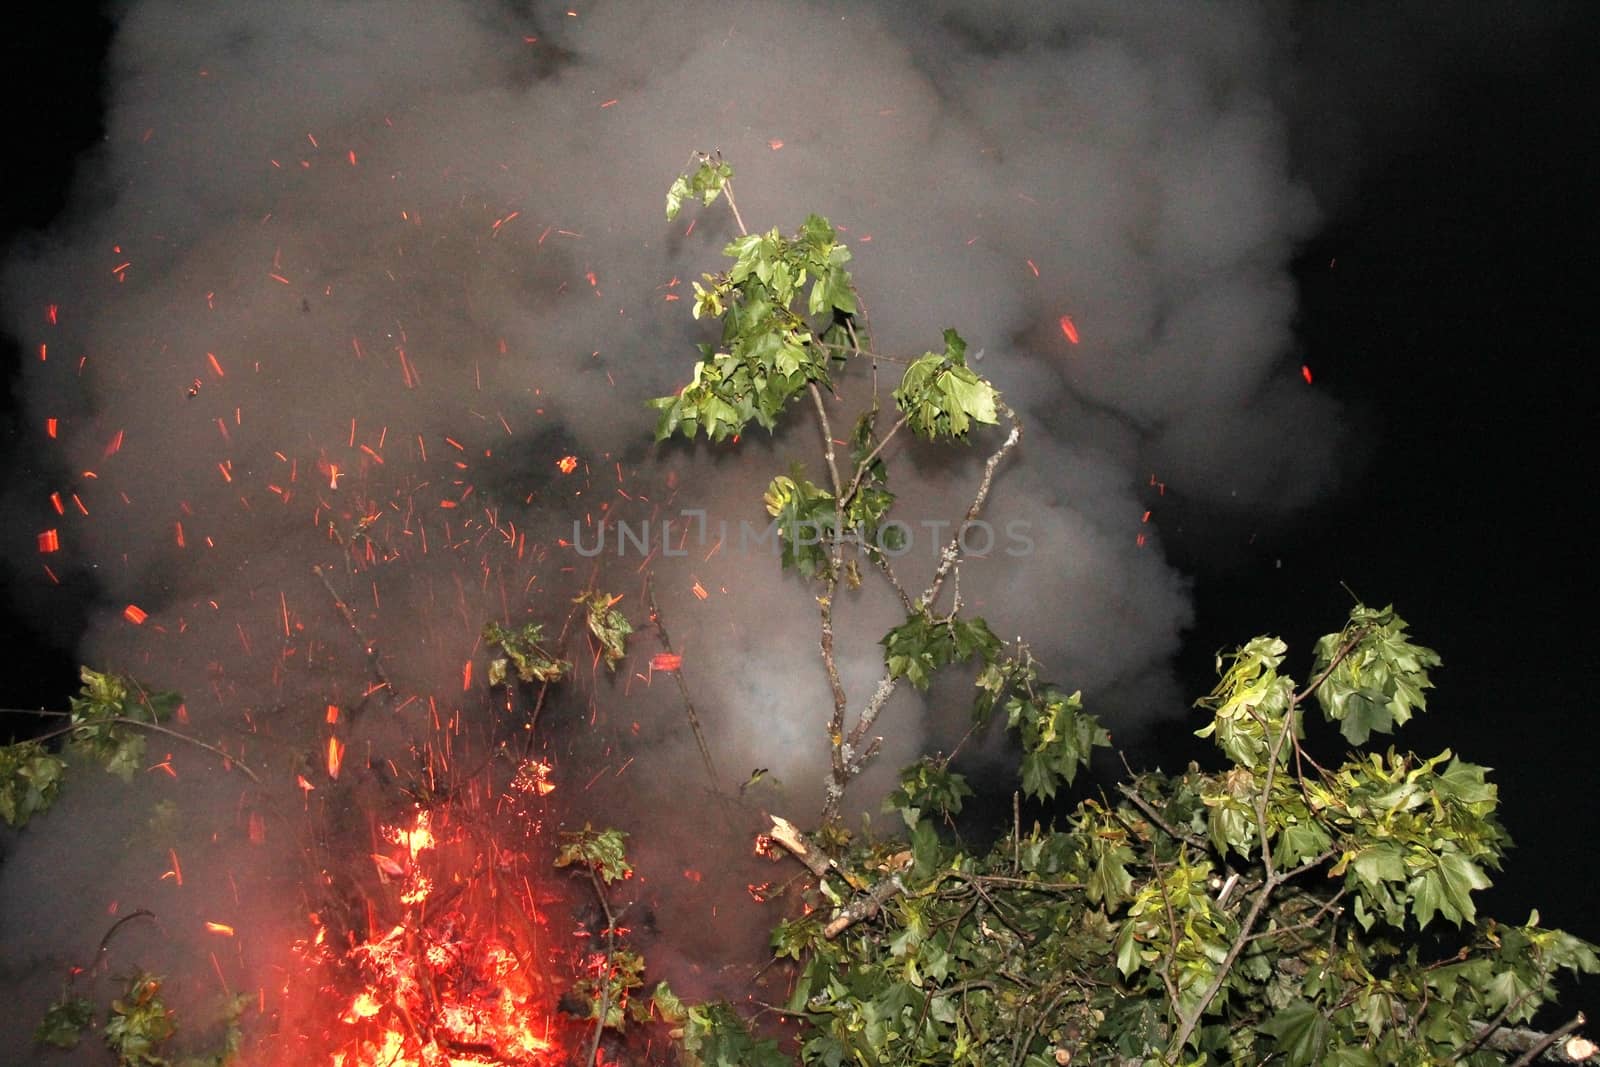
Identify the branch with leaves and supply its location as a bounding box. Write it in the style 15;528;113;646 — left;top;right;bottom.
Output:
649;157;1597;1066
2;666;260;828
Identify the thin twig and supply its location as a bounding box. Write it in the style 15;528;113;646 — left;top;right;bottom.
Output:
720;178;749;237
645;579;722;795
585;865;618;1067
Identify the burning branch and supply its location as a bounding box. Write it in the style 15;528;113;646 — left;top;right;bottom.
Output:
645;578;723;797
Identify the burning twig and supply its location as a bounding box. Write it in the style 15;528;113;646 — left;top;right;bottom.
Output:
645;578;722;798
311;563;394;711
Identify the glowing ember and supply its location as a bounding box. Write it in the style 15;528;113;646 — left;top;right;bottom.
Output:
123;604;148;625
1058;315;1080;344
302;807;572;1066
649;652;682;672
1301;363;1313;384
556;455;578;475
510;759;556;796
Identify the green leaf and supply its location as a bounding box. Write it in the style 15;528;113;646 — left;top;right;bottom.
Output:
35;994;94;1049
892;331;1002;441
577;590;633;671
1312;604;1441;745
886;759;973;830
1410;851;1492;927
482;621;570;684
678;1001;789;1067
103;972;175;1067
0;741;67;827
555;824;633;884
1258;1000;1331;1067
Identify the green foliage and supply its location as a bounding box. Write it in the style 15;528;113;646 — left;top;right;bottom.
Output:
482;620;569;685
571;947;647;1031
763;469;840;579
0;740;66;827
103;972;176;1066
665;154;734;221
555;824;633;884
673;998;790;1067
646;158;1594;1066
1006;684;1107;801
2;666;185;827
885;759;973;830
680;605;1598;1065
651;166;857;443
35;994;94;1049
1312;603;1442;744
69;666;180;783
576;590;632;671
881;612;1000;691
892;329;999;441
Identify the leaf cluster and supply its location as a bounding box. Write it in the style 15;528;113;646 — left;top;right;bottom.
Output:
2;667;182;828
36;977;247;1066
643;161;1595;1066
891;329;999;441
650;210;855;443
577;590;633;671
555;824;634;885
682;606;1597;1065
482;621;570;685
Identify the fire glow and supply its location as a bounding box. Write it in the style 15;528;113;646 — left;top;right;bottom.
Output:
297;802;578;1067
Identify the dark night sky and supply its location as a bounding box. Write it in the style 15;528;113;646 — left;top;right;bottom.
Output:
2;0;1596;1032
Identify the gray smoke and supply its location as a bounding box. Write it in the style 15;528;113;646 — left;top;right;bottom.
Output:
8;0;1557;1058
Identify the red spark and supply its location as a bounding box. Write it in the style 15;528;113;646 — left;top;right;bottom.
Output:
599;98;619;108
556;455;578;474
1059;315;1080;344
124;604;149;625
650;652;682;672
49;492;64;515
207;351;226;377
166;849;183;885
461;660;473;690
347;149;357;166
768;138;785;150
37;530;59;553
47;304;58;325
1026;259;1040;277
104;429;124;457
326;704;339;724
327;736;345;779
45;417;57;438
204;921;235;937
1301;364;1313;384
